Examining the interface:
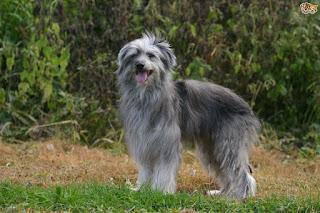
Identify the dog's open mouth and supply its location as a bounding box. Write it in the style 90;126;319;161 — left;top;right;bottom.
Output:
136;70;153;83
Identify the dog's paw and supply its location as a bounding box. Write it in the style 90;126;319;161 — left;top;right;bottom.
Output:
130;187;139;192
207;190;221;196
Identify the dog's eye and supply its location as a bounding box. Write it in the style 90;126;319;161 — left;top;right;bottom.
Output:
147;53;155;59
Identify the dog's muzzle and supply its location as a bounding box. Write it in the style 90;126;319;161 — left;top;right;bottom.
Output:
135;63;153;83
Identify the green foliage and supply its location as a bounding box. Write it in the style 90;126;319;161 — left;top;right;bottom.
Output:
180;57;211;81
0;0;33;44
0;0;71;139
0;0;319;154
0;181;319;212
16;27;69;105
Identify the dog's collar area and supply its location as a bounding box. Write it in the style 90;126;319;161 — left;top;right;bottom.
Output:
136;70;153;83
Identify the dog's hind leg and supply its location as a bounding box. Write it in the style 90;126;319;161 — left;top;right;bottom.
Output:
207;172;256;198
219;156;257;198
213;129;257;198
195;142;222;195
196;140;256;199
151;142;182;194
214;166;256;199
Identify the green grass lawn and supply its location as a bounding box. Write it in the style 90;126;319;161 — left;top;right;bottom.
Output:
0;181;319;212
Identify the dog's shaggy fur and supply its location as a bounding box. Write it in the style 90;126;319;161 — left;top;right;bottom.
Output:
115;32;261;198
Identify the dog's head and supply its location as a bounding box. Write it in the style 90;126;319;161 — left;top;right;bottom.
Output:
116;32;176;85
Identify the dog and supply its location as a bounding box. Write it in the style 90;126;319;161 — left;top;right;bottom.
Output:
115;32;260;199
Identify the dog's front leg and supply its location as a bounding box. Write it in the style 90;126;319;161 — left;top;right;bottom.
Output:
151;142;182;194
132;164;154;191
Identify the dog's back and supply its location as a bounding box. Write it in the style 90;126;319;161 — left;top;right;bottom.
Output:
175;80;260;142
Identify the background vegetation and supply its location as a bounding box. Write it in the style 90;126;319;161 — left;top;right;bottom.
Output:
1;0;319;157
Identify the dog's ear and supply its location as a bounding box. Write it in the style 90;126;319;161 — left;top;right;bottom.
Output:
115;66;123;76
118;44;131;67
155;41;177;70
115;44;130;75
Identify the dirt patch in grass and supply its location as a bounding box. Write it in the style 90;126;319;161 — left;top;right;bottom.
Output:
0;140;319;198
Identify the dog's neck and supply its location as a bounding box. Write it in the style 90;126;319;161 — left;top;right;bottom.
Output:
118;78;179;134
119;78;177;110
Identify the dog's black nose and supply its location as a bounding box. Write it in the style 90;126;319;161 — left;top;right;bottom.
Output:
136;63;144;70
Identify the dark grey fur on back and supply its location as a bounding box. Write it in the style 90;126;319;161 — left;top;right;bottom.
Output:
115;32;260;198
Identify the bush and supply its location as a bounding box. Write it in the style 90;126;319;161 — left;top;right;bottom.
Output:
0;0;71;139
0;0;319;153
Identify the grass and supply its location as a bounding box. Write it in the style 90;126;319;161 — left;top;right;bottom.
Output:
0;181;319;212
1;140;320;212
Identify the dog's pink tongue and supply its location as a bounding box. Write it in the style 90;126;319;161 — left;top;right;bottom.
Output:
136;71;148;83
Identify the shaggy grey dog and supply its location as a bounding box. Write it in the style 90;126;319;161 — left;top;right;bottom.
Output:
115;32;260;199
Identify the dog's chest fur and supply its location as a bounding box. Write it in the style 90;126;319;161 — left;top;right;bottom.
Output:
119;84;181;162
